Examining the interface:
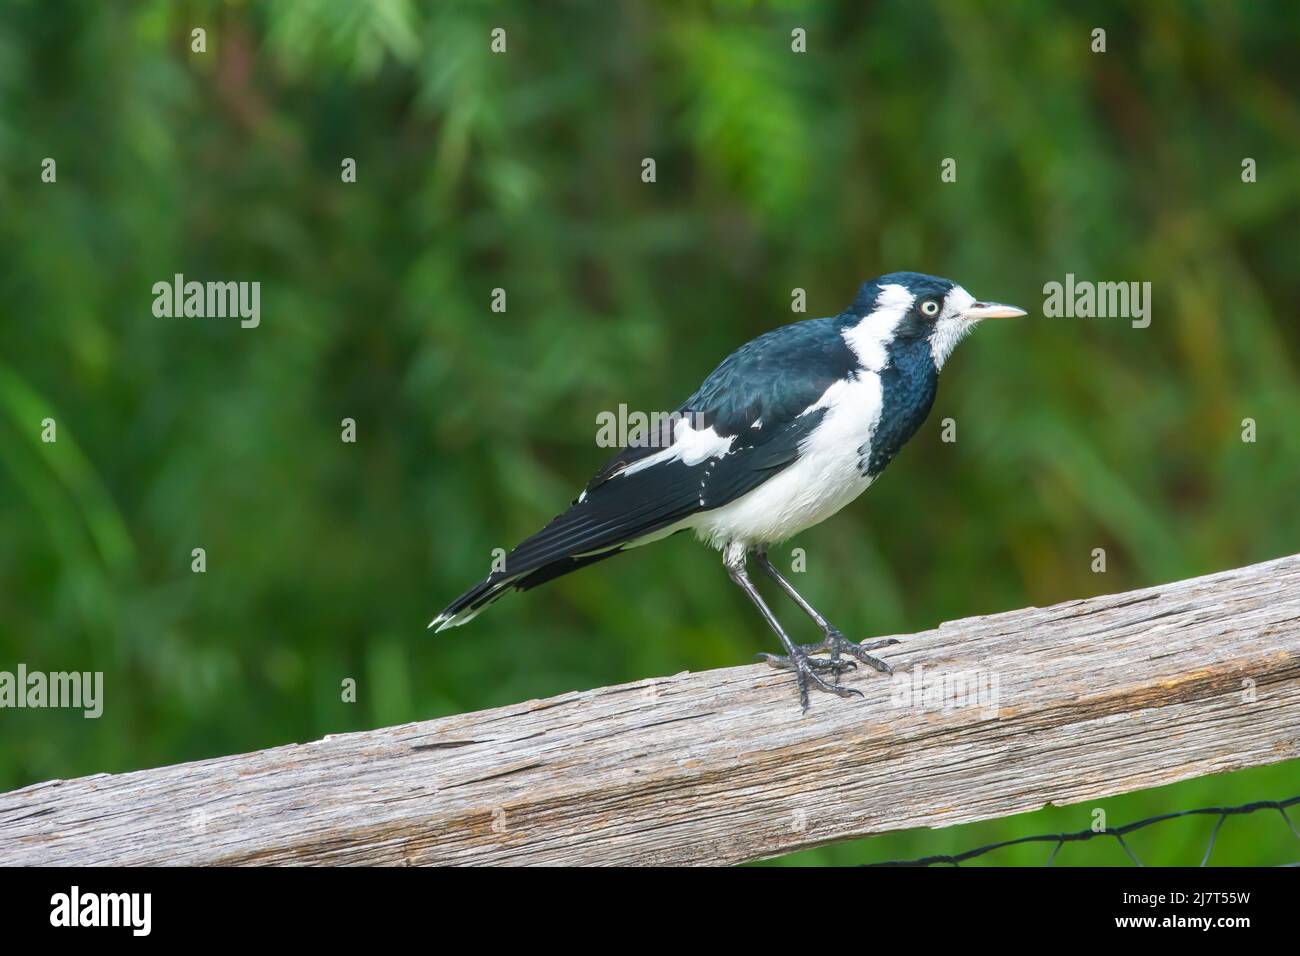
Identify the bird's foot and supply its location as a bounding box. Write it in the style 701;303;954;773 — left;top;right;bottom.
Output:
757;649;862;712
803;628;899;675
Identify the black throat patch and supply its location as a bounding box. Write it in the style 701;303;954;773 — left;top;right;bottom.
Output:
859;336;939;477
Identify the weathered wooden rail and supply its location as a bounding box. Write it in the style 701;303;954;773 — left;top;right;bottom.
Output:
2;554;1298;866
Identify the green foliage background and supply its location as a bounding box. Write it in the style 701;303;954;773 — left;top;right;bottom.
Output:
1;1;1297;865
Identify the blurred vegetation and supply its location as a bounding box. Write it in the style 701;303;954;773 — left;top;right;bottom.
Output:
1;1;1297;864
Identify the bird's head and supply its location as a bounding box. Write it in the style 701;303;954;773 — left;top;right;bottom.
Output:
845;271;1026;372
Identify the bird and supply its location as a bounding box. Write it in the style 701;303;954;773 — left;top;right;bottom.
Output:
431;272;1026;709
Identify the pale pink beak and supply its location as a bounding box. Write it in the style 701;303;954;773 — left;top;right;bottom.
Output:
963;301;1027;320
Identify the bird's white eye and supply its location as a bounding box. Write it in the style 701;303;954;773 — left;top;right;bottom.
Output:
920;299;941;317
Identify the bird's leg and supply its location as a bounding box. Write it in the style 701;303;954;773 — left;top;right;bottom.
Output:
754;549;898;674
723;547;861;711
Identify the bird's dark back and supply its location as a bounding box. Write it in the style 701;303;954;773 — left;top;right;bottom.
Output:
683;316;859;435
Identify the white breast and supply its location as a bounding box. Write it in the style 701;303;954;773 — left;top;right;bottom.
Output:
690;373;882;549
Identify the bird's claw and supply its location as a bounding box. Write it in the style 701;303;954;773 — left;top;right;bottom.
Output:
757;650;864;712
756;652;857;674
802;628;898;675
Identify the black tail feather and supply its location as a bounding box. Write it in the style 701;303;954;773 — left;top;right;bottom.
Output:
430;546;625;631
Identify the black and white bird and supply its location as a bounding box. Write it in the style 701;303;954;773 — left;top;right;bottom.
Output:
431;272;1025;708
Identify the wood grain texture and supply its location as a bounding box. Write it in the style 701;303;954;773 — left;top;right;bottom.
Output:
3;554;1299;866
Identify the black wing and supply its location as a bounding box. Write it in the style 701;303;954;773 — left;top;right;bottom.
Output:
583;315;858;492
431;316;857;629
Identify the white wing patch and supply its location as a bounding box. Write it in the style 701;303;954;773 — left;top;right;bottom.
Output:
619;417;736;477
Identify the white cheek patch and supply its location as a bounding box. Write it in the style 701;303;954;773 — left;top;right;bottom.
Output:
930;285;976;369
929;317;973;369
842;283;913;371
944;286;975;318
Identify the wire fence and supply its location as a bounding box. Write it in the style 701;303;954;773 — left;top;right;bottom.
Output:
867;795;1300;867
